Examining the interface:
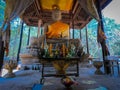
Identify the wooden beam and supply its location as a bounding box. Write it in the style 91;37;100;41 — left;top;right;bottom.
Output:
34;1;41;16
23;16;39;20
73;6;81;19
75;16;91;29
26;20;70;27
23;11;36;16
78;23;86;29
72;0;79;14
40;9;70;13
74;20;86;24
23;15;72;21
35;0;41;10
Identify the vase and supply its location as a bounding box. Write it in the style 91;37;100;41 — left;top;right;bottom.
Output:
93;61;103;75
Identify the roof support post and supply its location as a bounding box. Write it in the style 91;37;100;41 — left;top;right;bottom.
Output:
41;28;43;35
72;20;75;39
97;0;111;74
69;27;71;39
17;21;24;62
0;40;5;75
85;26;89;54
79;30;82;40
27;27;31;45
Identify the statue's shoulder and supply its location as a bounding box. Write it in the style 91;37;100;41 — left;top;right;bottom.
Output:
44;23;50;27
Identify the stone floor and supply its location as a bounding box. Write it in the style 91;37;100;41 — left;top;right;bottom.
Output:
42;66;120;90
0;63;120;90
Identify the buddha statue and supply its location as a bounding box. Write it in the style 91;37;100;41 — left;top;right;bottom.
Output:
44;5;69;39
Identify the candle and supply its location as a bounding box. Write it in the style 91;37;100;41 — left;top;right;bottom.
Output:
62;44;65;57
66;47;68;56
49;44;52;55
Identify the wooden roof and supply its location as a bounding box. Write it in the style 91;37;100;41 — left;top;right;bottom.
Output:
21;0;111;29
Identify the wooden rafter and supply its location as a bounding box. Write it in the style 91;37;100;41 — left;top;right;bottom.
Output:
21;0;110;29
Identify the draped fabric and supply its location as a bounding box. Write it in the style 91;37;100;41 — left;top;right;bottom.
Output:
1;0;34;31
97;22;110;56
2;22;10;56
40;0;73;11
97;22;106;43
78;0;100;21
4;0;34;23
0;0;34;56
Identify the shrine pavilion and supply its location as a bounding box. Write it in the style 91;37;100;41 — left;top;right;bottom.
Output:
1;0;120;90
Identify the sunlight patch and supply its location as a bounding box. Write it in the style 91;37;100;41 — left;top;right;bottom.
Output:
88;86;107;90
44;82;53;86
82;80;96;84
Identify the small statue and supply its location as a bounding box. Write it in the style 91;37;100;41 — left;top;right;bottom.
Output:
4;60;17;78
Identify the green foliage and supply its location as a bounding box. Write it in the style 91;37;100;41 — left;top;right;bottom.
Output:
74;18;120;57
0;0;5;26
8;20;38;57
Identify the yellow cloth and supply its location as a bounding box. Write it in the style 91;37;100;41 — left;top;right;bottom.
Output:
40;0;73;11
46;21;69;38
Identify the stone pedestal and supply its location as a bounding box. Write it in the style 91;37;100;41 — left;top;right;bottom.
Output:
20;54;39;65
